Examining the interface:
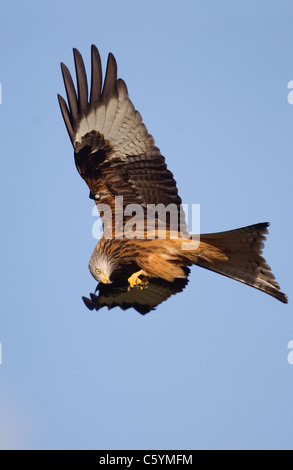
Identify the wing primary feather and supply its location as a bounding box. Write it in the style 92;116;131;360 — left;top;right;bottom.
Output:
73;48;88;113
57;94;75;144
60;62;79;125
117;78;129;97
90;45;102;105
102;53;118;101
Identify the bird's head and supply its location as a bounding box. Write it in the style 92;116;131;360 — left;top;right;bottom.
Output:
89;250;114;284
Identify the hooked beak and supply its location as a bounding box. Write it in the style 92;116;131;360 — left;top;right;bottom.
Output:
101;269;112;284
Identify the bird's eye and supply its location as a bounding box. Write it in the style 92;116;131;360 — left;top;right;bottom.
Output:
95;268;101;275
94;193;101;201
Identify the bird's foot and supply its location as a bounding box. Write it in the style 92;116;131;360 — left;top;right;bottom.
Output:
127;270;148;291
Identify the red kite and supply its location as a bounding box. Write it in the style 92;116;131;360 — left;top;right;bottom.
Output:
58;46;287;304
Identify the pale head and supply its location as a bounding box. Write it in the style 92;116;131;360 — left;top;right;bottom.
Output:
89;249;114;284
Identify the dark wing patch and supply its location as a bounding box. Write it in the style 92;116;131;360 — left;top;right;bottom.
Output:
82;268;190;315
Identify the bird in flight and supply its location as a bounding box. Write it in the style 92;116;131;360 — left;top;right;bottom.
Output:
58;45;288;307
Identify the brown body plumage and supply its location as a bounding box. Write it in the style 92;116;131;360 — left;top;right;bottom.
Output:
91;223;287;303
58;46;288;305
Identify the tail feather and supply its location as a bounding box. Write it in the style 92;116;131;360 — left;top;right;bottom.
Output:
194;223;288;303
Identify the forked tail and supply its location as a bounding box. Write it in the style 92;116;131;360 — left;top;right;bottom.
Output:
192;222;288;303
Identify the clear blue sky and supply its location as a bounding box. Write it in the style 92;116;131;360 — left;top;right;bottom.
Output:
0;0;293;450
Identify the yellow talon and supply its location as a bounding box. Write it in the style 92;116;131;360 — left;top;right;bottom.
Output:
128;270;147;290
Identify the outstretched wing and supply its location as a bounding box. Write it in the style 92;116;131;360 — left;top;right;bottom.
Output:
82;268;190;315
58;46;187;236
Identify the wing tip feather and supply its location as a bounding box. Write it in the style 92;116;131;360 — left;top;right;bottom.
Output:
102;52;118;101
57;93;75;144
